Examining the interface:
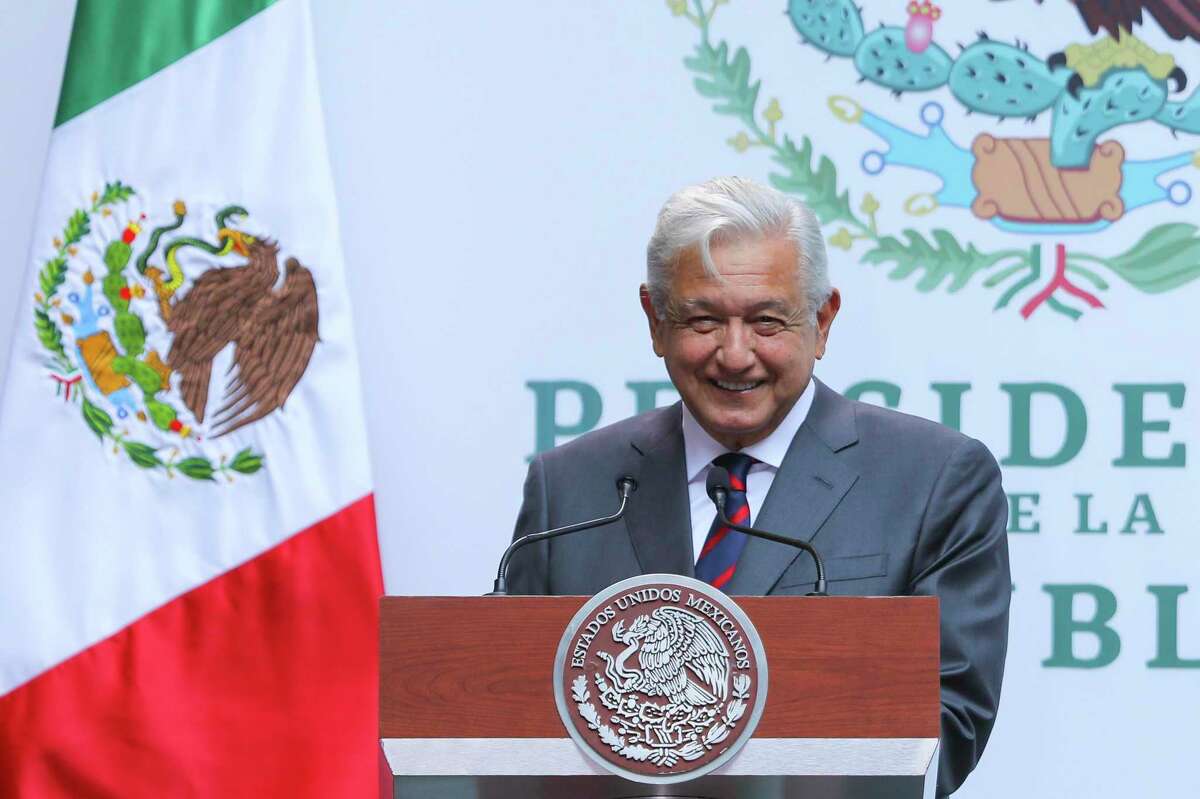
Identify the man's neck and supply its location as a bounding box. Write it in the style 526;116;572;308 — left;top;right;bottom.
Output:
681;378;817;479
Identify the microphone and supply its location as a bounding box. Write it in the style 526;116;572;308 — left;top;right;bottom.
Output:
488;476;638;596
705;466;828;596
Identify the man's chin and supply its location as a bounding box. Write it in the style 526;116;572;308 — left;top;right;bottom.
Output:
695;412;775;449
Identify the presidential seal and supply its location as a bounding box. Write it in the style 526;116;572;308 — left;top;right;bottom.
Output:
553;574;767;784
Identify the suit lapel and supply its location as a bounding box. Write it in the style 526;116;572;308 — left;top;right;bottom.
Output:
623;403;696;578
725;380;861;595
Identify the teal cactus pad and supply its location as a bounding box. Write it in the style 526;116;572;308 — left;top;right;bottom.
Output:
949;40;1067;119
1052;69;1167;168
787;0;864;58
1157;88;1200;134
853;27;951;94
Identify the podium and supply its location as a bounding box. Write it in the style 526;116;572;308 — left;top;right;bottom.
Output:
380;595;940;798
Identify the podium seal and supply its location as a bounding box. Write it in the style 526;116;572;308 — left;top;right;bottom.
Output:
553;574;768;784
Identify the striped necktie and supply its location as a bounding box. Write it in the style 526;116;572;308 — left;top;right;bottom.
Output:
694;452;757;590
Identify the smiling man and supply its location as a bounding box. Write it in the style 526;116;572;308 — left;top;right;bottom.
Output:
508;176;1010;797
646;232;837;455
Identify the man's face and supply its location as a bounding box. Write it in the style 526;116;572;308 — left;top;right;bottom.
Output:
641;235;840;451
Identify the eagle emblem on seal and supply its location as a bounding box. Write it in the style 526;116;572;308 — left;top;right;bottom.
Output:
555;576;766;783
575;606;752;768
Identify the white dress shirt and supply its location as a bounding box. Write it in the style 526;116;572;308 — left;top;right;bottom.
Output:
682;377;817;562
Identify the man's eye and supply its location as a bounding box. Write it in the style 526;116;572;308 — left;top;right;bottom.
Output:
688;317;720;332
752;317;784;334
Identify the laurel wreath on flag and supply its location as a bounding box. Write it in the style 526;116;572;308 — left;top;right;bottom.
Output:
667;0;1200;320
572;671;750;767
32;184;264;481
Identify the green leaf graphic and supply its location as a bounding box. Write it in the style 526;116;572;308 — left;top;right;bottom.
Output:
684;40;761;129
123;441;162;469
34;308;67;361
862;229;1001;292
96;181;135;208
769;135;860;228
177;457;216;481
1102;223;1200;293
63;209;90;247
81;396;114;439
229;448;264;475
39;256;68;300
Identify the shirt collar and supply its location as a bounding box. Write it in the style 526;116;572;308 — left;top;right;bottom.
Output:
681;376;817;482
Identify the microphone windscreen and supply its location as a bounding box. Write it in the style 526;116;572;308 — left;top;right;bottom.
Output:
616;476;638;495
706;466;732;503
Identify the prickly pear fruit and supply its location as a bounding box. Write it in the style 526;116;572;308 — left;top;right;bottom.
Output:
102;273;128;311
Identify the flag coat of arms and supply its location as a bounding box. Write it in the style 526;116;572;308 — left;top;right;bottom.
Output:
0;1;381;795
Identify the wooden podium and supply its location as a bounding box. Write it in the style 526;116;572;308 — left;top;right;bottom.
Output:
380;595;940;799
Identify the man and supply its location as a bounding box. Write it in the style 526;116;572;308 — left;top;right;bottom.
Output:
508;176;1009;796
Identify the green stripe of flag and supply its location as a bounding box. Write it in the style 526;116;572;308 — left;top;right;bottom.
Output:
55;0;277;127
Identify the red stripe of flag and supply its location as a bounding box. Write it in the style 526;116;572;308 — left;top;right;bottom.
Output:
0;494;382;798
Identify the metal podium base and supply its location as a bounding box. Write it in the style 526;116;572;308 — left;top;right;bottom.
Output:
389;774;930;799
381;738;939;799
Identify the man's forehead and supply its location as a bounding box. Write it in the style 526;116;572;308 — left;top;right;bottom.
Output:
675;235;799;278
671;257;803;306
673;296;794;312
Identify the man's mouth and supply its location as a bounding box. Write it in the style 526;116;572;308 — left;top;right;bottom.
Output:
710;379;765;393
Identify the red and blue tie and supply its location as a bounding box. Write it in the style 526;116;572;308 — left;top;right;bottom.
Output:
695;452;757;590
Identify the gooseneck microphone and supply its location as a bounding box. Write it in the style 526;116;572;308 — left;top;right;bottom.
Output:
488;476;638;596
705;466;828;596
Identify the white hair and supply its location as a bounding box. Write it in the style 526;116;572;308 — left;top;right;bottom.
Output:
646;176;831;325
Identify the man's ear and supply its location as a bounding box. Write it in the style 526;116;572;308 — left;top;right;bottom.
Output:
814;287;841;360
639;285;665;358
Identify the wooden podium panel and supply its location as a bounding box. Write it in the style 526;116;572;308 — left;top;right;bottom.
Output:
380;595;939;740
380;595;940;798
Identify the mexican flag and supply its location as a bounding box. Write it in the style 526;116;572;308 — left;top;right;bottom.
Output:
0;1;381;795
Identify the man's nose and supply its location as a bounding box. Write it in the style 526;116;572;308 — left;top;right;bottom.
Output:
716;319;756;372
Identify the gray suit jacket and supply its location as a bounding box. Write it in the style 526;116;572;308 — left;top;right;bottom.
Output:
509;379;1010;797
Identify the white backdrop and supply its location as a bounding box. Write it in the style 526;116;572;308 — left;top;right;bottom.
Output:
3;1;1198;796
